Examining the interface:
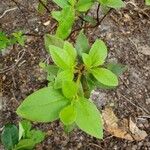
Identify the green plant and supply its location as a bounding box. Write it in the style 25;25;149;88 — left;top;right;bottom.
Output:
0;31;26;51
16;31;120;139
1;120;45;150
145;0;150;5
51;0;125;39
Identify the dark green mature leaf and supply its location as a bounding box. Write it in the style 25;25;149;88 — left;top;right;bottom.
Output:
106;63;127;76
98;0;125;9
37;0;47;14
44;34;64;50
16;87;69;122
146;0;150;5
60;105;77;125
83;15;97;25
76;0;94;12
91;68;118;86
75;30;90;56
56;7;75;39
89;40;107;67
52;0;69;8
75;97;103;138
48;45;74;70
1;124;19;150
62;80;78;98
15;139;35;150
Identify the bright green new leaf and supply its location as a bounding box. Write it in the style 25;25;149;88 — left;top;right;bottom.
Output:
63;41;77;62
75;97;103;138
52;0;69;8
44;34;64;50
62;80;78;98
91;68;118;86
48;45;73;70
15;139;35;150
60;105;77;125
1;124;19;150
54;70;74;89
146;0;150;5
28;130;45;144
56;7;75;39
19;120;31;140
51;11;62;22
16;87;69;122
68;0;76;6
76;0;94;12
75;30;90;56
89;40;107;67
98;0;125;9
82;53;92;69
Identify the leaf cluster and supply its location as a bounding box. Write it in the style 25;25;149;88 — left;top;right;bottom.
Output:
0;31;26;51
16;31;127;139
1;121;45;150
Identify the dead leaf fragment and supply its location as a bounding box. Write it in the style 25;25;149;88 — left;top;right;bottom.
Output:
102;107;148;141
129;118;147;141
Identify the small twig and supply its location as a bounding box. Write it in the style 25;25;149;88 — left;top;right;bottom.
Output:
96;4;100;23
68;8;113;38
138;115;150;119
0;7;17;19
11;0;30;28
38;0;51;13
0;50;26;74
120;93;149;115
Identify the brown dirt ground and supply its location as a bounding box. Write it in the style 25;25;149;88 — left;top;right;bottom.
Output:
0;0;150;149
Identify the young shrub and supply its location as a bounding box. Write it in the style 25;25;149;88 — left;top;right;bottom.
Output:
16;31;120;139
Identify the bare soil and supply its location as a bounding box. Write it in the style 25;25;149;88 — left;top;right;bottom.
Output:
0;0;150;149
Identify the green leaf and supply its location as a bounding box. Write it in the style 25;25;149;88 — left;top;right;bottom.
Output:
146;0;150;5
52;0;69;8
48;45;73;70
68;0;76;6
83;15;97;26
89;40;107;67
1;124;19;150
82;53;92;69
54;70;74;89
75;30;90;56
63;41;77;62
75;97;103;138
98;0;125;9
28;130;45;144
19;120;31;140
62;80;78;98
56;7;75;39
64;123;76;133
51;11;62;22
44;34;64;51
106;63;127;76
37;0;47;14
15;139;35;150
16;87;69;122
91;68;118;86
0;31;10;50
12;31;26;46
60;105;77;125
76;0;94;12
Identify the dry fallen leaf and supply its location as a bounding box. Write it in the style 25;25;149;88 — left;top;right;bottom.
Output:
102;107;148;141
